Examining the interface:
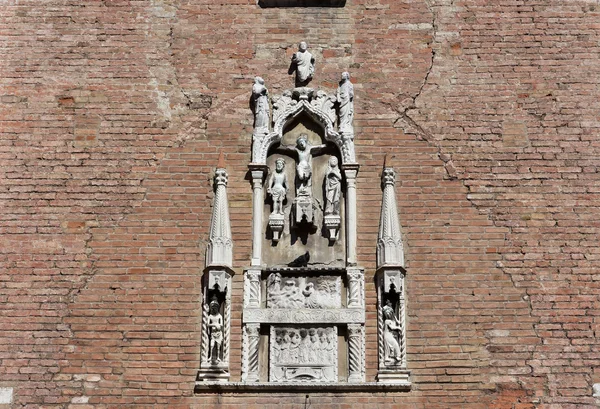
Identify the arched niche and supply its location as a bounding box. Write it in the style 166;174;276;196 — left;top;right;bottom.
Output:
251;97;355;166
262;112;346;267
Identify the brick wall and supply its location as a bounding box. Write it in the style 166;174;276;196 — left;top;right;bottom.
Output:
0;0;599;408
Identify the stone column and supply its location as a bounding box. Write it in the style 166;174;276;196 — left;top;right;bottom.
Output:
242;323;261;382
347;267;364;309
347;324;364;382
249;165;267;267
244;268;261;308
342;164;359;266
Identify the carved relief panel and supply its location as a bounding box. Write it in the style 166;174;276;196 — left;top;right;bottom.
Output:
269;326;338;382
266;273;342;309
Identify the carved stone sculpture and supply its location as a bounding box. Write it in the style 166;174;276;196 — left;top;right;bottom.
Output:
324;156;342;241
198;157;234;383
376;161;410;385
238;43;369;388
269;326;337;382
337;72;354;136
279;134;327;227
252;76;270;135
324;156;342;216
267;158;288;242
289;41;315;87
382;300;402;364
280;134;326;196
207;300;224;364
267;274;341;309
311;90;337;124
272;90;295;125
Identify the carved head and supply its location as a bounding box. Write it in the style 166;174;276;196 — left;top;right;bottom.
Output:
382;167;396;185
383;304;395;320
209;300;220;314
341;71;350;81
318;330;326;343
328;156;338;168
254;76;265;85
296;134;308;150
275;158;285;172
267;272;281;289
275;330;284;345
298;41;307;52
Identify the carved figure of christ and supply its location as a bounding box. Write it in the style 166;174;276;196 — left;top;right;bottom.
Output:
278;134;327;196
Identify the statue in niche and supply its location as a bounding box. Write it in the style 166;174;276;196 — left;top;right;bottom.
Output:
279;134;327;196
251;76;270;133
337;71;354;134
382;300;402;364
289;41;315;87
324;156;342;216
267;158;288;216
207;300;224;364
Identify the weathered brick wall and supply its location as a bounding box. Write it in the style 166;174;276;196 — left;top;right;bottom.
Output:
0;0;598;408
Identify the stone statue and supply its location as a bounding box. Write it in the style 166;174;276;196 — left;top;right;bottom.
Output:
251;76;270;132
289;41;315;87
382;301;402;364
337;72;354;134
324;156;342;216
267;158;288;215
279;134;326;196
207;300;224;364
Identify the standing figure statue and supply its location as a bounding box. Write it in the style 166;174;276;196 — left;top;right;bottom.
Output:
324;156;342;216
267;158;288;215
382;301;402;364
337;71;354;134
279;134;327;196
289;41;315;87
251;76;270;133
207;300;224;364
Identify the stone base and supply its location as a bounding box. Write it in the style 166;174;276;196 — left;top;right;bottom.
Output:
324;214;341;242
376;369;411;385
197;366;230;383
293;194;314;226
268;213;285;242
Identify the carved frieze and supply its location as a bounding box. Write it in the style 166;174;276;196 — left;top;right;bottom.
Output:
243;308;365;324
269;326;338;382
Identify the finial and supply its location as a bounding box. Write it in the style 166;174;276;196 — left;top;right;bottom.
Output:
217;150;226;169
